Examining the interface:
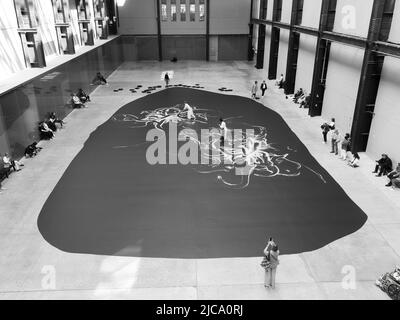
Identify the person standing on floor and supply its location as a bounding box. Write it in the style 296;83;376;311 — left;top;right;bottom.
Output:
251;81;258;99
331;129;340;155
261;81;268;97
340;134;351;160
164;72;170;87
266;244;280;289
262;238;274;288
321;122;330;144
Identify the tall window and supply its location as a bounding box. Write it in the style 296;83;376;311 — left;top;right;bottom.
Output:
171;0;177;21
199;0;205;21
189;0;195;21
161;0;167;21
180;0;186;21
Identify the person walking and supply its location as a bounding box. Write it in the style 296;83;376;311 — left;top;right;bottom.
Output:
260;81;268;97
251;81;258;99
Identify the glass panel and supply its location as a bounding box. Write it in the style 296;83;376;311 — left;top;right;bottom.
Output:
171;0;177;22
0;38;123;159
199;0;205;21
189;0;195;21
180;1;186;22
161;0;167;21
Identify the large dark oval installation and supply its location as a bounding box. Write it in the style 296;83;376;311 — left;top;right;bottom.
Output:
37;88;367;258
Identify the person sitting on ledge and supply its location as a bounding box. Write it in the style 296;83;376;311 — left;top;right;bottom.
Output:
348;152;360;168
293;88;304;103
49;112;65;128
276;74;285;89
373;154;393;177
386;163;400;187
300;94;311;108
77;88;90;103
24;142;41;158
91;72;107;85
2;152;23;174
71;93;85;109
39;121;54;140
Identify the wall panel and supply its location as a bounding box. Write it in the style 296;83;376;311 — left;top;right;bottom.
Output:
301;0;322;28
295;33;317;93
218;35;248;60
262;25;272;76
367;57;400;162
281;0;293;24
388;0;400;43
333;0;374;38
210;0;251;34
276;29;289;80
321;43;364;134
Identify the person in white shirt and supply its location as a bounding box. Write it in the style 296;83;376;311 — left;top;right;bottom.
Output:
71;93;85;108
251;81;258;99
219;118;228;141
2;153;23;173
183;102;195;120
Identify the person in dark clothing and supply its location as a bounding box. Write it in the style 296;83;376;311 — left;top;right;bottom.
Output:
293;88;304;103
277;74;284;89
39;121;54;140
373;154;393;177
261;81;268;97
77;88;90;103
49;112;65;128
386;163;400;187
321;123;330;144
164;72;170;87
25;142;41;158
300;94;311;108
91;72;107;85
47;116;57;132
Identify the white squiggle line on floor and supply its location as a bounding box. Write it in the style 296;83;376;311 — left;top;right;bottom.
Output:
112;103;327;188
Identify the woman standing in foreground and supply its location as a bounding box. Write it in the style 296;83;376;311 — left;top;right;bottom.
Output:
262;238;280;289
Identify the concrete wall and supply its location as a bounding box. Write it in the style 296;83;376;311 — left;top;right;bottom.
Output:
266;0;273;20
281;0;293;24
321;43;364;135
218;35;248;60
118;0;157;35
252;0;261;19
276;29;289;80
333;0;374;38
367;2;400;162
367;57;400;162
209;0;251;35
301;0;322;28
295;34;317;93
293;0;322;93
388;0;400;43
262;25;272;75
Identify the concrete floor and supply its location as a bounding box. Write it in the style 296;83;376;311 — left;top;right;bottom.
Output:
0;61;399;300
